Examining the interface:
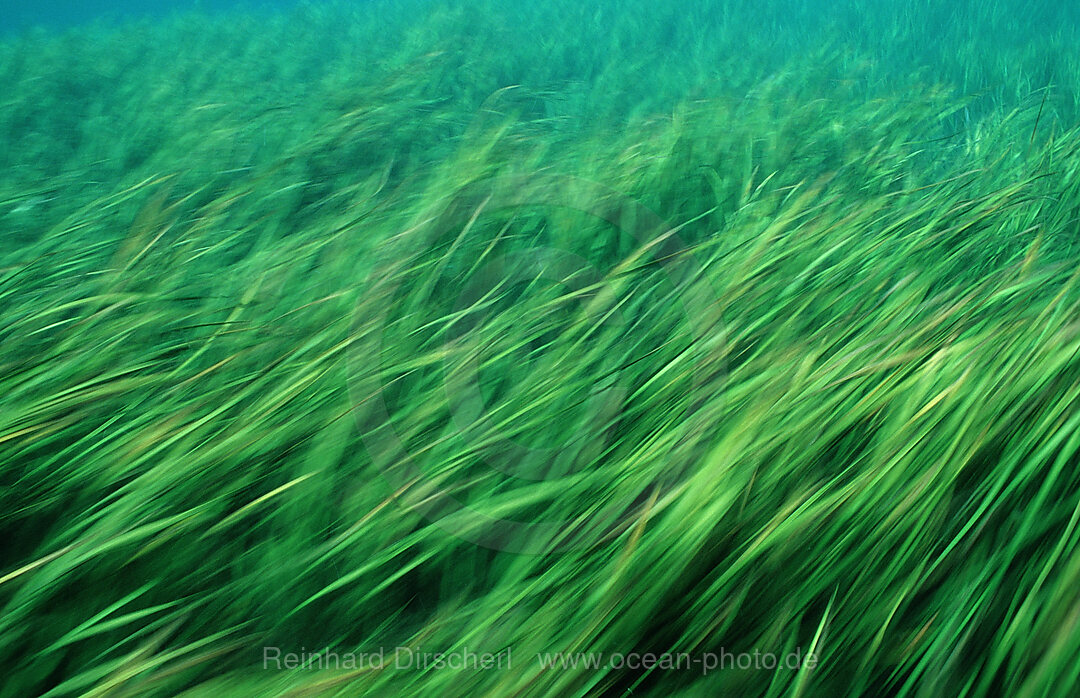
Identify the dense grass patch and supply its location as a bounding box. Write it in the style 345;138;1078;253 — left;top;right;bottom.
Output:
2;1;1080;696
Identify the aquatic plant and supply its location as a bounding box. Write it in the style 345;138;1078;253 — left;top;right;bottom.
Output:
2;1;1079;696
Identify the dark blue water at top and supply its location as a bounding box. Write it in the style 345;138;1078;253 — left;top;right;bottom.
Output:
0;0;304;35
4;0;1079;38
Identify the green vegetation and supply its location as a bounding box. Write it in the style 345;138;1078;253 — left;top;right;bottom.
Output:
2;1;1080;695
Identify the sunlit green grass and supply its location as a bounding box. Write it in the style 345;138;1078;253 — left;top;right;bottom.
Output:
2;1;1080;696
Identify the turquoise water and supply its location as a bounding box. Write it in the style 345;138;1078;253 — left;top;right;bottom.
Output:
0;0;285;33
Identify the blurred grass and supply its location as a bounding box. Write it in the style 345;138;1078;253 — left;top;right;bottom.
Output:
2;1;1080;696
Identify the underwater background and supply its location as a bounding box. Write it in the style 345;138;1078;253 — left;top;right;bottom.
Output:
2;1;1080;696
0;0;277;33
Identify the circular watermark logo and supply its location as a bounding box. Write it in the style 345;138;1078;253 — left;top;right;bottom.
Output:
347;171;723;553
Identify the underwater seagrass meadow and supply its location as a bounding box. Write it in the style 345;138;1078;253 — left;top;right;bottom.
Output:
4;0;1080;695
